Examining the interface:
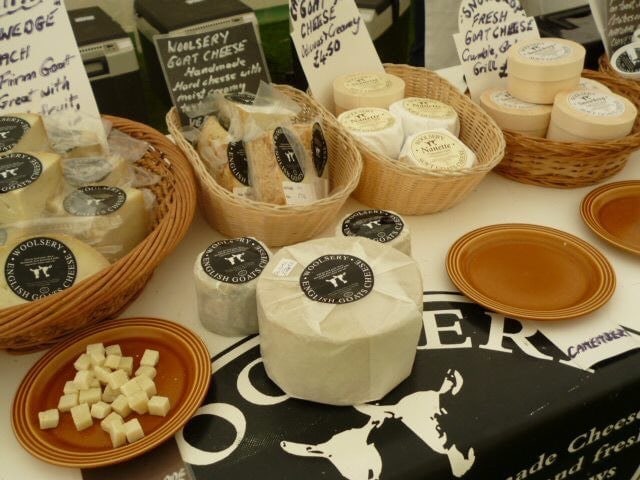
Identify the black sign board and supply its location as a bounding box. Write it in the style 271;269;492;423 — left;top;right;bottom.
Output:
154;21;270;127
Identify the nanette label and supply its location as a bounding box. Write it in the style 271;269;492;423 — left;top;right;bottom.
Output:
4;237;78;301
342;210;404;243
312;122;328;177
409;132;469;170
227;141;250;186
343;74;391;93
273;127;304;183
63;186;127;216
0;152;42;193
340;108;396;132
491;90;537;110
519;41;572;61
299;254;374;304
403;98;457;119
201;238;269;285
0;116;30;152
62;157;114;186
567;92;625;117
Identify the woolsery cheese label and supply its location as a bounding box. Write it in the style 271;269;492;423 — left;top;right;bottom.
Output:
299;254;374;304
201;238;270;285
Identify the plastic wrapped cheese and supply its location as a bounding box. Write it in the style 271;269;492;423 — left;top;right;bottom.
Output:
61;155;132;188
399;129;477;170
389;97;460;137
0;234;110;307
194;237;271;336
0;113;50;153
257;237;423;405
337;209;411;256
337;108;404;158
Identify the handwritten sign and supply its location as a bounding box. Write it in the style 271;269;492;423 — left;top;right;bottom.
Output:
454;0;539;102
289;0;383;112
0;0;101;125
154;22;270;127
596;0;640;56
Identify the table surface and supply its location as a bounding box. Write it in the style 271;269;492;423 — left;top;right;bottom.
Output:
1;151;639;480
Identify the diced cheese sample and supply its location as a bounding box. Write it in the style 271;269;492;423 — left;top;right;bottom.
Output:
135;365;156;379
399;129;477;170
119;356;134;376
111;394;132;417
105;344;122;356
78;387;103;406
127;390;149;414
102;384;120;403
91;401;112;419
70;403;93;431
38;409;59;429
104;354;121;370
140;349;159;367
194;237;270;336
63;380;79;394
58;393;78;412
90;378;101;388
0;151;62;224
257;236;423;405
120;378;142;397
61;155;131;188
479;88;551;137
123;418;145;443
337;210;411;256
337;108;404;158
89;350;106;367
135;375;157;397
86;343;105;355
93;365;112;384
390;97;460;137
73;370;95;390
0;113;50;153
110;424;128;448
107;369;129;391
73;353;92;371
333;72;405;114
100;411;124;433
148;396;171;417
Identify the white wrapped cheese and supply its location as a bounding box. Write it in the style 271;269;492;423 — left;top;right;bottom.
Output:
194;237;271;336
390;97;460;137
337;209;411;256
61;155;132;187
399;129;477;171
0;113;50;153
337;108;404;158
257;237;423;405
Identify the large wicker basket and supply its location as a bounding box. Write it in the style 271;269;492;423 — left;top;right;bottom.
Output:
495;69;640;188
347;64;506;215
0;116;197;351
167;85;362;247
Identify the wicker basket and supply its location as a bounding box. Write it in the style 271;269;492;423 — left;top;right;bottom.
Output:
167;85;362;247
495;69;640;188
345;64;505;215
0;116;197;351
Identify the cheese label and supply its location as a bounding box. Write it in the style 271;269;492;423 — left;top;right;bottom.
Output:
408;132;469;170
63;186;127;216
312;122;328;177
519;41;572;61
299;254;374;304
491;91;537;110
613;47;640;74
402;98;457;119
274;127;304;183
62;157;115;186
227;141;250;186
567;92;626;117
342;210;404;244
339;108;396;132
0;116;30;153
343;74;391;93
283;181;318;204
201;238;269;285
0;152;42;193
4;237;78;301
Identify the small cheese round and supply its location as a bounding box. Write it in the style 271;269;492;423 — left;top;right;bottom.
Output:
389;97;460;137
333;72;405;114
337;209;411;256
547;90;637;142
194;237;271;336
480;88;551;137
610;41;640;80
399;129;477;170
337;107;404;158
257;236;423;405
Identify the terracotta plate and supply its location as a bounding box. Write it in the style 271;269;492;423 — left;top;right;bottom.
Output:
581;180;640;255
446;224;616;320
11;317;211;468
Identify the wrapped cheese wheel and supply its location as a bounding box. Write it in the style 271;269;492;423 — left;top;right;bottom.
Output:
194;237;271;336
337;209;411;256
399;129;477;170
337;108;404;158
257;236;423;405
389;97;460;137
0;234;110;308
0;113;50;154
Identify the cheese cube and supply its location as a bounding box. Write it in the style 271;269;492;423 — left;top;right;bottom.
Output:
135;365;156;379
120;378;142;397
88;350;106;367
89;378;101;388
135;375;157;398
148;396;171;417
100;411;123;433
110;423;127;448
107;369;129;391
118;356;134;376
102;384;120;403
104;344;122;356
73;370;95;390
104;354;122;370
70;403;93;431
90;401;112;419
140;349;159;367
93;365;112;384
127;390;148;415
63;380;79;395
73;353;92;371
111;394;132;417
123;418;145;443
86;342;105;355
78;387;102;406
38;409;59;429
58;393;78;412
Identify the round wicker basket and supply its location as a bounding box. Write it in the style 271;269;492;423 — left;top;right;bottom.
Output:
0;116;197;351
167;85;362;247
347;64;506;215
495;69;640;188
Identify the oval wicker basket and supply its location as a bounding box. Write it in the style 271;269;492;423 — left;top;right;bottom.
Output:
496;69;640;188
346;64;506;215
167;85;362;247
0;116;197;351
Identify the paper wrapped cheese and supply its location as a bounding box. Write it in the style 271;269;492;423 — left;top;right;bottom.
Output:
0;234;110;308
337;209;411;256
257;237;423;405
61;155;132;187
0;113;50;154
194;237;271;336
399;129;477;170
389;97;460;137
0;151;62;224
337;108;404;158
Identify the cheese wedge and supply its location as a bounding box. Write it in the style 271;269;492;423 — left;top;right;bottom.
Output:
0;113;50;154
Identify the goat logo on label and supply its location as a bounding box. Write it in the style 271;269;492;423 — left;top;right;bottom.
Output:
29;264;53;280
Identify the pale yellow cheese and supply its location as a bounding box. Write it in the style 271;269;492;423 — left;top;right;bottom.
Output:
337;107;404;158
333;72;405;114
399;129;477;170
0;113;50;154
480;88;551;137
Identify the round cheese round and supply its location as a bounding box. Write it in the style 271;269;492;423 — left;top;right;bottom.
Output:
194;237;271;337
333;72;405;114
399;129;477;170
337;209;411;256
389;97;460;137
337;107;404;158
610;42;640;80
547;89;637;142
257;236;423;405
480;88;551;137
